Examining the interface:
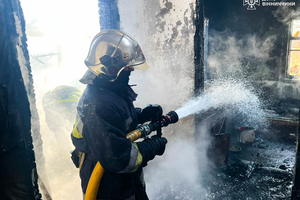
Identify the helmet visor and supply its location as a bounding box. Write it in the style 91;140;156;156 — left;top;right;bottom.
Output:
126;45;149;70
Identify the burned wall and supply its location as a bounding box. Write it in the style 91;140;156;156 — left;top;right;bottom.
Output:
118;0;196;111
0;0;41;199
205;0;300;103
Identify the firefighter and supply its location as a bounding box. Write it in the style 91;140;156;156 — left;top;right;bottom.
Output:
42;85;81;149
71;29;167;200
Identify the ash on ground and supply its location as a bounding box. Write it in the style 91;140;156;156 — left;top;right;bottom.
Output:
203;136;295;200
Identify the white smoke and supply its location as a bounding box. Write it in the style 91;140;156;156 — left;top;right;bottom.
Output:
207;30;277;81
145;128;212;200
21;0;99;199
272;6;300;24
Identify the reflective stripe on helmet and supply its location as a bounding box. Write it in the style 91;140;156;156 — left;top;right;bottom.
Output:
57;99;80;103
55;90;81;104
44;88;82;106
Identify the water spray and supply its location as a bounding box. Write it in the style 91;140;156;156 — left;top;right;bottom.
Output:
84;111;179;200
174;80;267;129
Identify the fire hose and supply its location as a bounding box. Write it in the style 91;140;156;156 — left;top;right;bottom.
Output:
84;111;179;200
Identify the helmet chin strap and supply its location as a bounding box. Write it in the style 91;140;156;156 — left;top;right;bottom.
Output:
116;66;126;77
113;70;131;85
110;66;126;82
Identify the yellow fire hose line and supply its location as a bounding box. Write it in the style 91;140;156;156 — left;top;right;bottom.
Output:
84;162;105;200
84;130;142;200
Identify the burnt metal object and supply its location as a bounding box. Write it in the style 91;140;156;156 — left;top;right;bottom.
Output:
195;109;228;167
207;133;231;167
197;109;226;136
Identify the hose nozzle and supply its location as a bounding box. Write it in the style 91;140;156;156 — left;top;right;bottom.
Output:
126;111;179;141
162;111;179;126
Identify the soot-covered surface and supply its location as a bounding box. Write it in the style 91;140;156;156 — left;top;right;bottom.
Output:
204;136;295;200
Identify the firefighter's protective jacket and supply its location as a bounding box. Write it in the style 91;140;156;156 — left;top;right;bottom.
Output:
71;78;148;200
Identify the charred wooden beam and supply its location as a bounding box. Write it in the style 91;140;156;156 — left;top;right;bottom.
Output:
0;0;42;199
268;118;299;127
194;0;205;97
194;0;205;139
98;0;120;30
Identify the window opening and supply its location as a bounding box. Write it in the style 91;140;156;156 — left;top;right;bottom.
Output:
288;19;300;77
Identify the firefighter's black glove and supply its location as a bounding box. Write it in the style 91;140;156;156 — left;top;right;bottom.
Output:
137;104;163;124
136;135;167;167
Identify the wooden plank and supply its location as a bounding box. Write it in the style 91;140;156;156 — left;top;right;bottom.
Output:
268;117;299;127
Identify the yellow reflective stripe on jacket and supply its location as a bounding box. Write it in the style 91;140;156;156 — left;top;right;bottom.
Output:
72;115;83;139
132;143;143;172
117;143;143;173
73;127;83;139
